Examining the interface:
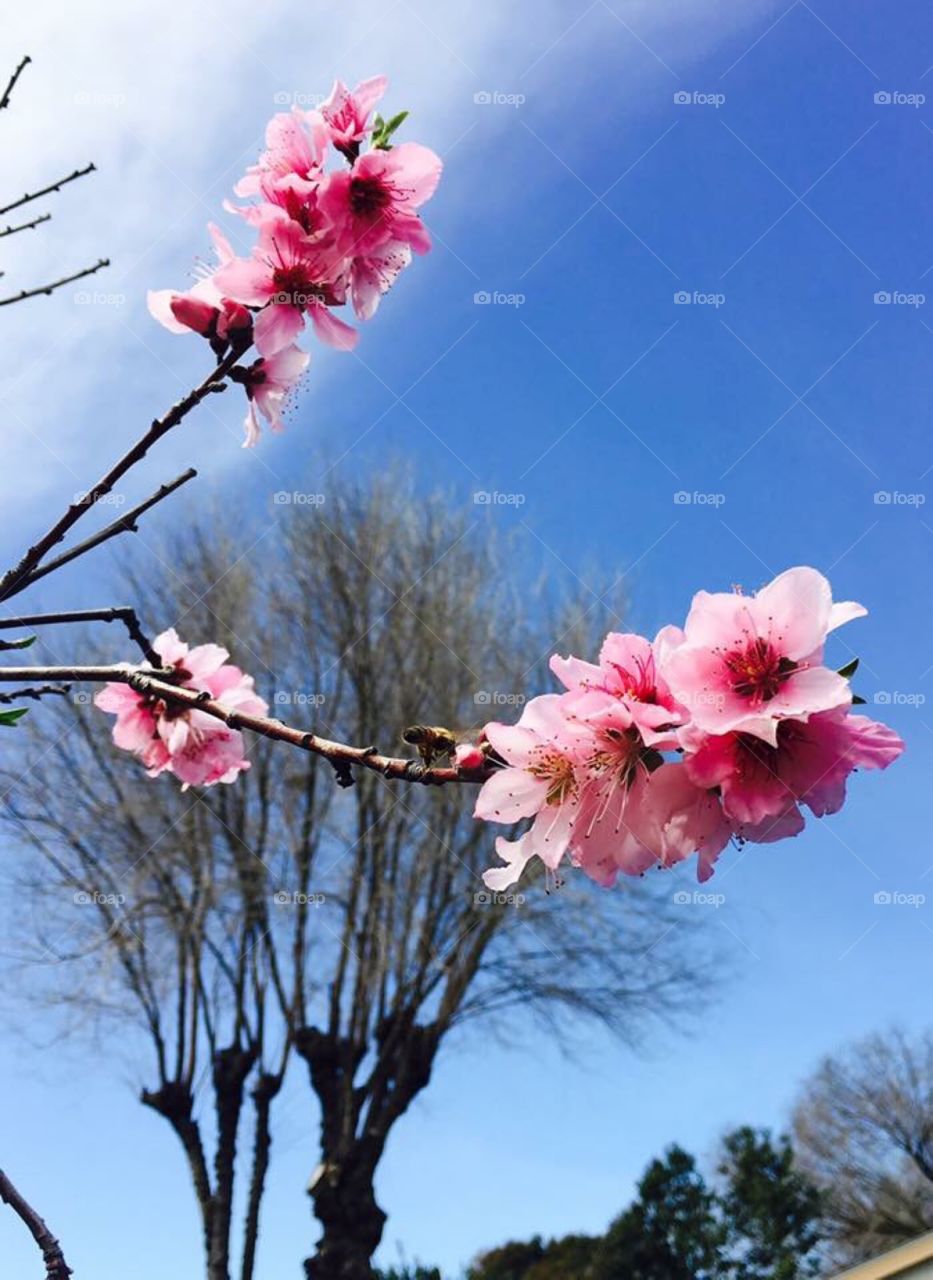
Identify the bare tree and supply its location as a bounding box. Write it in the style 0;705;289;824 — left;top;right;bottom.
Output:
792;1026;933;1266
1;468;724;1280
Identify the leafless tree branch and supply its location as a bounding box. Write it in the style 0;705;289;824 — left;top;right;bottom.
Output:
0;55;31;113
0;256;110;307
0;1167;71;1280
0;211;51;238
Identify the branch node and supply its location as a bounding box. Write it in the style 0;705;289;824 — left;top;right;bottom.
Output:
330;759;355;789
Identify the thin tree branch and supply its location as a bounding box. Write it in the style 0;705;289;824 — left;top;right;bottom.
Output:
0;684;70;703
0;352;240;601
0;1166;72;1280
0;56;31;113
0;664;489;785
20;469;198;589
0;607;159;664
0;211;50;238
0;257;110;307
0;162;96;217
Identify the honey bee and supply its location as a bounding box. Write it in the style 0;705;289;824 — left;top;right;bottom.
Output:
401;724;461;767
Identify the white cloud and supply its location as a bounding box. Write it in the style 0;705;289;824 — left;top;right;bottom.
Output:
0;0;779;551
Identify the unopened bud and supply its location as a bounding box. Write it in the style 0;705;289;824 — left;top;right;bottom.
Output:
454;743;486;771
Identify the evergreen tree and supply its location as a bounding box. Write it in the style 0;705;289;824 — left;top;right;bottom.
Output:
718;1127;823;1279
591;1145;727;1280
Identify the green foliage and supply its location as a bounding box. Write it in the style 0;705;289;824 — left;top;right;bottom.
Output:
372;109;409;149
717;1126;823;1279
463;1128;824;1280
467;1234;599;1280
591;1145;726;1280
467;1237;547;1279
0;706;28;726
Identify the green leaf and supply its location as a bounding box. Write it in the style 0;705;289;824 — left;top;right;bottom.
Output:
373;109;409;149
852;694;867;705
0;633;37;651
0;707;29;726
837;657;859;679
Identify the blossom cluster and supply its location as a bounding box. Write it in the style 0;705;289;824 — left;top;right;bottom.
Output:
476;567;904;891
148;77;442;445
94;629;267;787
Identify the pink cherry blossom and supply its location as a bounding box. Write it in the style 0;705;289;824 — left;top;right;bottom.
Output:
214;213;357;356
661;567;860;743
350;242;412;320
234;109;328;201
234;344;310;447
317;142;442;258
684;707;904;827
551;626;685;747
319;76;388;155
627;762;733;884
148;225;252;350
94;629;267;789
476;694;589;888
561;693;664;881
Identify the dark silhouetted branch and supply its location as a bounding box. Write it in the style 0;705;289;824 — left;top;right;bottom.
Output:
0;607;159;664
0;684;70;703
20;469;198;589
0;1166;72;1280
0;352;240;601
0;162;96;217
0;256;110;307
0;56;31;113
0;211;50;238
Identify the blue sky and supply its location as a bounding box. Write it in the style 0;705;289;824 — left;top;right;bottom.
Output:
2;1;932;1276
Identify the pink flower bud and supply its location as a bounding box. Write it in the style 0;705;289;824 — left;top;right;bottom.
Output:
454;743;486;771
170;295;218;336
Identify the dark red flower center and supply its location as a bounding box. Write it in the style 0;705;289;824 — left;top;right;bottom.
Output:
271;263;317;299
349;175;392;219
607;655;659;704
722;637;795;703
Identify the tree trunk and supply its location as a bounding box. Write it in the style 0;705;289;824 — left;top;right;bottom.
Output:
304;1161;386;1280
240;1072;282;1280
298;1021;440;1280
209;1046;256;1280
